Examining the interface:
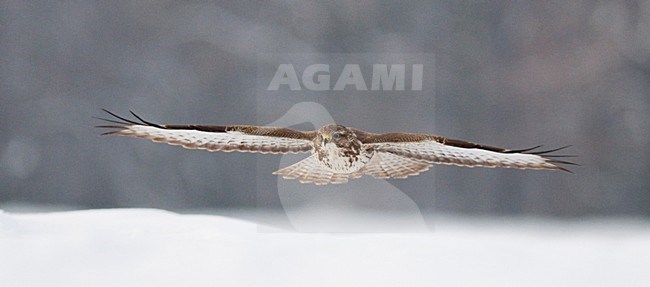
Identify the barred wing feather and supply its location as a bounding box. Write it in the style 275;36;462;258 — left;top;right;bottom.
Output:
367;140;574;172
96;110;314;154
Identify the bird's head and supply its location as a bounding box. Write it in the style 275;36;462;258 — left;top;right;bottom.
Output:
317;124;358;149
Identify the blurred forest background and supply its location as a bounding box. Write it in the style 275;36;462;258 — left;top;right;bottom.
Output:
1;1;649;217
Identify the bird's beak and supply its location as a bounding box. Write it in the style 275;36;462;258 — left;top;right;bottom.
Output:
322;134;331;144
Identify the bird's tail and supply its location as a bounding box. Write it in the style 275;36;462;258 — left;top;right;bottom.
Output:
273;154;362;185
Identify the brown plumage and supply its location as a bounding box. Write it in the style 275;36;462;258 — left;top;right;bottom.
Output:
96;110;577;185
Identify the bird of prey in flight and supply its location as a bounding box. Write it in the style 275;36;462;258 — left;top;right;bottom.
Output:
96;110;576;185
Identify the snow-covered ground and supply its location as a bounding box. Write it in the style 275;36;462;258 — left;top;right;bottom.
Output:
1;208;649;287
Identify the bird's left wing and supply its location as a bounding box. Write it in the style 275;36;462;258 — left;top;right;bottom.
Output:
353;129;576;172
96;110;316;154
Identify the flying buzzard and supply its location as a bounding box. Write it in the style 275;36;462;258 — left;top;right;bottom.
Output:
96;110;576;185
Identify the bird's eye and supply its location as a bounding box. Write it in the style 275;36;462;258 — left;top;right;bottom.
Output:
332;133;341;140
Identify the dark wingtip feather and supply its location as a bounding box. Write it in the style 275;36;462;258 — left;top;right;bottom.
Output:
543;155;578;158
95;125;128;129
509;145;579;173
129;110;164;128
548;159;580;166
554;166;575;174
100;130;122;136
96;109;165;136
101;109;140;125
93;116;129;125
96;109;165;129
507;145;543;153
539;147;579;174
531;145;572;155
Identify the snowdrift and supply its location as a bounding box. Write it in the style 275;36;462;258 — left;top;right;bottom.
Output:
1;208;649;287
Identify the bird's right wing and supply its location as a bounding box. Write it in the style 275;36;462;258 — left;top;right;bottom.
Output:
96;110;316;154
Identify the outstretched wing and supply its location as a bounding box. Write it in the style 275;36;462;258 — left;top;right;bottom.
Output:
96;110;316;154
353;129;577;172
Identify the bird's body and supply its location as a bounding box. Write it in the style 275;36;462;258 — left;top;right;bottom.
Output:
97;110;575;185
314;124;372;173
